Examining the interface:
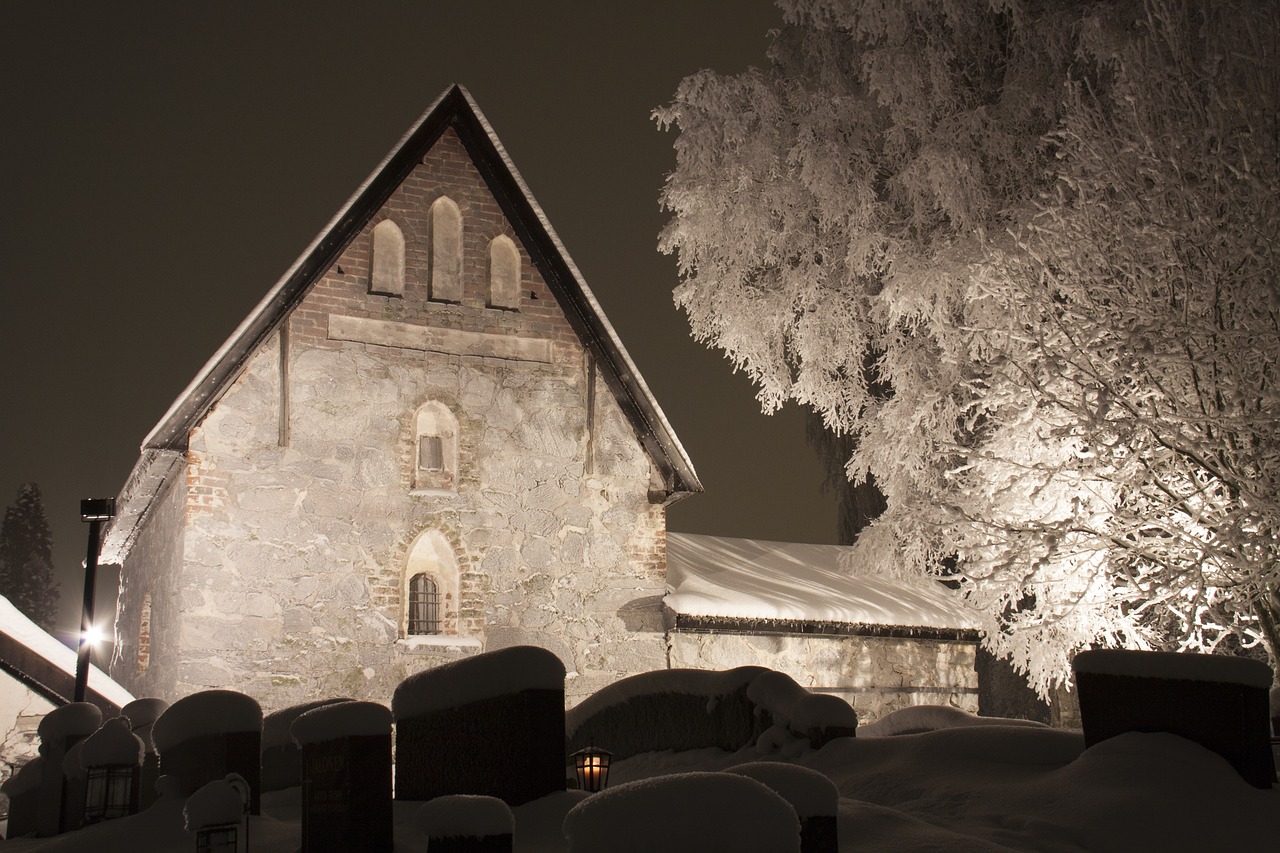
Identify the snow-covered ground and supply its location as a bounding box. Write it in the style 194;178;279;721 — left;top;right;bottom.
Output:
2;704;1274;851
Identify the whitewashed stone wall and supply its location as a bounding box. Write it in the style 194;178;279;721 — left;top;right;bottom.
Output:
668;631;979;724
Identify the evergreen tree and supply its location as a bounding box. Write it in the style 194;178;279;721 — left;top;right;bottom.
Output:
0;482;61;631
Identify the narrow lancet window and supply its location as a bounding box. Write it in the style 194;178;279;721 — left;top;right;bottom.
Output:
370;219;406;296
429;196;463;302
488;235;520;309
407;573;441;635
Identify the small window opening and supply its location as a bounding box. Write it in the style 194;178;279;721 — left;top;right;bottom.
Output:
408;573;441;635
418;435;444;472
84;765;137;823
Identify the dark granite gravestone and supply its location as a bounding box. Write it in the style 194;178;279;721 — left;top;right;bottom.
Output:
1073;649;1276;789
262;698;350;793
1;757;42;838
392;646;566;806
152;690;263;813
415;794;514;853
35;702;101;836
293;701;393;853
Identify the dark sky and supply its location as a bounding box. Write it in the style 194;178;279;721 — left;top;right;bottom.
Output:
1;1;837;640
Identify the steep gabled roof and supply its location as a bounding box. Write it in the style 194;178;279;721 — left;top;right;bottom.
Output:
104;85;700;561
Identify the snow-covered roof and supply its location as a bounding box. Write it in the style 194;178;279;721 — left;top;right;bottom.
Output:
0;594;135;712
664;532;979;633
103;84;701;563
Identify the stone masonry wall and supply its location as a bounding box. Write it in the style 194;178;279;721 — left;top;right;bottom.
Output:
111;466;186;700
668;631;979;725
169;128;669;711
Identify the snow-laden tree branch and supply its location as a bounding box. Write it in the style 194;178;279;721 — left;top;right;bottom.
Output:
657;0;1280;695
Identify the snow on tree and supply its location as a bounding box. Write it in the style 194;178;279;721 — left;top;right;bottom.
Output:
0;482;60;631
656;0;1280;695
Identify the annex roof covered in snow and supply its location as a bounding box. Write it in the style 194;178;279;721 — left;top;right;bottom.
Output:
0;595;135;715
103;85;700;562
664;532;980;637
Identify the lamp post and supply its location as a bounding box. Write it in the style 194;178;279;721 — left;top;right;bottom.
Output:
75;498;115;703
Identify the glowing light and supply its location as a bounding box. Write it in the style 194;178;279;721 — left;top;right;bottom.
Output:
82;624;105;646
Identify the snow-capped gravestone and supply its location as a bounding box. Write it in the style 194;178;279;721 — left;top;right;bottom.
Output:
0;755;41;838
392;645;566;806
120;696;168;811
562;771;801;853
1073;650;1276;788
35;701;100;836
565;667;857;762
262;698;349;793
60;739;88;832
152;689;263;813
79;715;145;825
415;795;514;852
292;700;393;853
184;773;250;853
726;762;838;853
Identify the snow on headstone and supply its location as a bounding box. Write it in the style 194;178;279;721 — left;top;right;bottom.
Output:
183;774;248;831
393;645;566;806
80;716;145;769
120;697;167;810
152;690;263;813
745;671;858;747
292;700;393;853
35;701;102;836
726;762;839;853
415;795;514;852
857;704;1048;738
1073;649;1276;788
261;698;350;793
562;771;801;853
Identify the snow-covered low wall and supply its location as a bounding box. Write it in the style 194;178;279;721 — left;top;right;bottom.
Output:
667;629;978;724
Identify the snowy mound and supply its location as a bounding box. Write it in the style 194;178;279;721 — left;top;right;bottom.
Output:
858;704;1048;738
152;690;263;753
563;771;801;853
746;670;859;736
566;667;766;735
183;775;248;831
392;645;565;720
414;794;514;840
121;697;169;728
262;698;351;750
38;702;103;747
291;700;392;745
80;716;145;769
726;761;838;819
1073;649;1273;687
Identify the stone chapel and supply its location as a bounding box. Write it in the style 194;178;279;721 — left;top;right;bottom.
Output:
100;85;702;711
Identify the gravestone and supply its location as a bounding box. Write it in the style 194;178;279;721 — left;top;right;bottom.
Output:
393;645;566;805
727;762;839;853
80;716;145;824
292;700;393;853
1074;649;1276;788
262;698;350;793
0;756;42;838
59;740;88;832
152;690;263;813
35;702;101;836
121;697;168;810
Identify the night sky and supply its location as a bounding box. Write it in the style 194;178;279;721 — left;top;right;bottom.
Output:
1;1;837;641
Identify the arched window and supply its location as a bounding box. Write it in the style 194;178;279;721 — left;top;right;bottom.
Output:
413;401;458;493
429;196;463;302
407;573;441;635
487;235;520;309
403;529;461;638
369;219;405;296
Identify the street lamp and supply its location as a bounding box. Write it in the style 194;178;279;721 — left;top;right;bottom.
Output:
570;744;612;793
75;498;115;703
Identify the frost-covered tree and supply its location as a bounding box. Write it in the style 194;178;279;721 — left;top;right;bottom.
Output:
0;482;61;631
657;0;1280;694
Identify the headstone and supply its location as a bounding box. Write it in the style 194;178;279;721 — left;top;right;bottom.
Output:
726;762;839;853
121;697;168;811
152;690;263;813
184;773;249;853
35;702;101;836
292;701;393;853
1073;649;1276;788
262;698;350;793
80;716;145;824
392;646;566;806
60;739;89;832
416;795;514;852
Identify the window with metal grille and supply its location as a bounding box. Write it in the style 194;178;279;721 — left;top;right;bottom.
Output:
408;573;441;635
84;765;137;823
418;435;444;471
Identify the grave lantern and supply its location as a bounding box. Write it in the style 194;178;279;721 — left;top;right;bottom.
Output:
571;744;612;792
